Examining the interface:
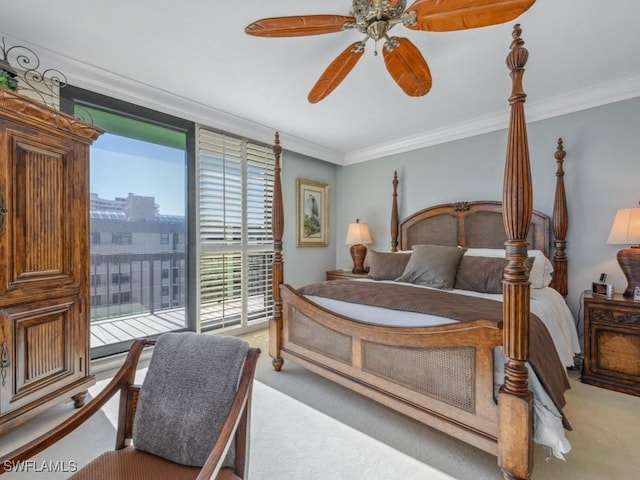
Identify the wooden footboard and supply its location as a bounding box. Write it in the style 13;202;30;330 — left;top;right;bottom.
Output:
278;284;503;454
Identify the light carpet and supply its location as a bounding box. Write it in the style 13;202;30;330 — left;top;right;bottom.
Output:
250;381;454;480
1;377;453;479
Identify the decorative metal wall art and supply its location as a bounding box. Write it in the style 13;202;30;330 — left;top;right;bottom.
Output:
0;37;68;109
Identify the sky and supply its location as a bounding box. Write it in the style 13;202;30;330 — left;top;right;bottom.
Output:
90;133;186;216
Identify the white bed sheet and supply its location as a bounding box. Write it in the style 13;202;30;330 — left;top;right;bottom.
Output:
304;279;579;459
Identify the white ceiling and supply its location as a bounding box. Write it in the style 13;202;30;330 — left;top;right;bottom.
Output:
2;1;640;165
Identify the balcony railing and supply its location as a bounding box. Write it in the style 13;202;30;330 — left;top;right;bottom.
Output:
89;251;273;349
90;252;186;322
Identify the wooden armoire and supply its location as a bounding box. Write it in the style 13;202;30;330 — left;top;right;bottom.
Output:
0;88;102;433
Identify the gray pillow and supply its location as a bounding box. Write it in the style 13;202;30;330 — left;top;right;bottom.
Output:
454;256;535;294
395;244;465;289
368;251;412;280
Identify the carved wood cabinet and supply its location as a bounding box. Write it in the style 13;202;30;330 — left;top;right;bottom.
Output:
582;292;640;397
0;89;103;432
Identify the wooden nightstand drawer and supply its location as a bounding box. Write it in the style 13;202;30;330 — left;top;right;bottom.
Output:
589;306;640;325
591;327;640;376
326;270;368;281
582;292;640;396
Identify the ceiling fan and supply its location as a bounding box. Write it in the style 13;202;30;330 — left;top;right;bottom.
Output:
245;0;535;103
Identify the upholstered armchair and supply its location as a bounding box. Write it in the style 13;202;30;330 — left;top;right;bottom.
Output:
0;333;261;480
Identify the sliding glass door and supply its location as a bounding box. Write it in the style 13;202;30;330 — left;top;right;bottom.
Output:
62;86;275;359
62;87;193;358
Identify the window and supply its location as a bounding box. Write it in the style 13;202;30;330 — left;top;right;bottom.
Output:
62;85;193;358
198;128;274;331
62;86;275;357
112;232;132;245
111;273;131;284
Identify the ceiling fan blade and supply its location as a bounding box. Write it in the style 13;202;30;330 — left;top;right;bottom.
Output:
383;37;432;97
308;42;365;104
406;0;535;32
245;15;355;37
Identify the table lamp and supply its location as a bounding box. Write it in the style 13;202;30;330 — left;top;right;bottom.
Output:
345;219;372;274
606;204;640;297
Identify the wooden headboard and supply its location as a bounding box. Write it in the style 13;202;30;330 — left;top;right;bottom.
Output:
398;200;550;256
389;138;568;296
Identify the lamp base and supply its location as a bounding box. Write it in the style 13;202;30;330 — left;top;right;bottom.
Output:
350;244;368;274
617;247;640;297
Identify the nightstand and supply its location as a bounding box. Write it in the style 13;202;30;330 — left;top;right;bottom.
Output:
325;270;369;281
582;291;640;396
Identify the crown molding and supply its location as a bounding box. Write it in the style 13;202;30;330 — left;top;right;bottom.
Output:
6;33;640;167
66;65;343;164
0;33;343;164
343;74;640;165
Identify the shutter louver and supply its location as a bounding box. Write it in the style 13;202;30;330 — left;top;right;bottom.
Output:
198;128;275;330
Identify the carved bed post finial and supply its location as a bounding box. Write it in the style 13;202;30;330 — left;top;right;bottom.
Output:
271;132;284;371
499;24;533;480
551;138;568;297
391;171;399;252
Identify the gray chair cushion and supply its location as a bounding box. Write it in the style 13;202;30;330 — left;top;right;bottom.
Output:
133;332;249;467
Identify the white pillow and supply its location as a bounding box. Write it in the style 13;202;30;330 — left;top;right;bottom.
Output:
463;248;553;289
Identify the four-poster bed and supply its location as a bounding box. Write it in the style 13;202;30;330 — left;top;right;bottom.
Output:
269;25;573;480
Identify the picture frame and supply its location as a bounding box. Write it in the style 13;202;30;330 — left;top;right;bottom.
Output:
296;177;329;247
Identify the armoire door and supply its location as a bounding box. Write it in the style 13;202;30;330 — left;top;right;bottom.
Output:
0;88;102;432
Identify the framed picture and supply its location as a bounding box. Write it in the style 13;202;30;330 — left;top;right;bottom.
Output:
296;178;329;247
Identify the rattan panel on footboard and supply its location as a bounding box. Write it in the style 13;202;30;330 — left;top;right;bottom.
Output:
362;342;476;413
280;286;501;454
288;307;352;365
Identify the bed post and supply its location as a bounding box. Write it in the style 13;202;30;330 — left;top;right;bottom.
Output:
391;171;399;252
270;132;284;371
499;24;533;480
551;138;568;297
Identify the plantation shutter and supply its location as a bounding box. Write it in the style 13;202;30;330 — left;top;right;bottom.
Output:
198;128;274;330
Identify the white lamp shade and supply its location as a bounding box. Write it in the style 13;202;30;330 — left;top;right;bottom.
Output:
345;221;372;245
606;208;640;245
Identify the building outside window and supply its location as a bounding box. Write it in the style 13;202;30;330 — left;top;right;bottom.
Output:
111;232;133;245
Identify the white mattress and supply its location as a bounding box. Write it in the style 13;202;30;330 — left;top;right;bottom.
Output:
304;279;579;459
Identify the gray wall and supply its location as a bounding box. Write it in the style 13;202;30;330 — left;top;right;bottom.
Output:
281;150;338;287
332;97;640;343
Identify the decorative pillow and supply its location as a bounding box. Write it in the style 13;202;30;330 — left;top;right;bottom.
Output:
463;248;552;289
395;244;465;289
367;251;412;280
454;256;535;294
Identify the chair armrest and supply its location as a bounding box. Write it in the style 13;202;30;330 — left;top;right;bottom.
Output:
115;384;141;449
196;347;261;480
0;339;152;473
